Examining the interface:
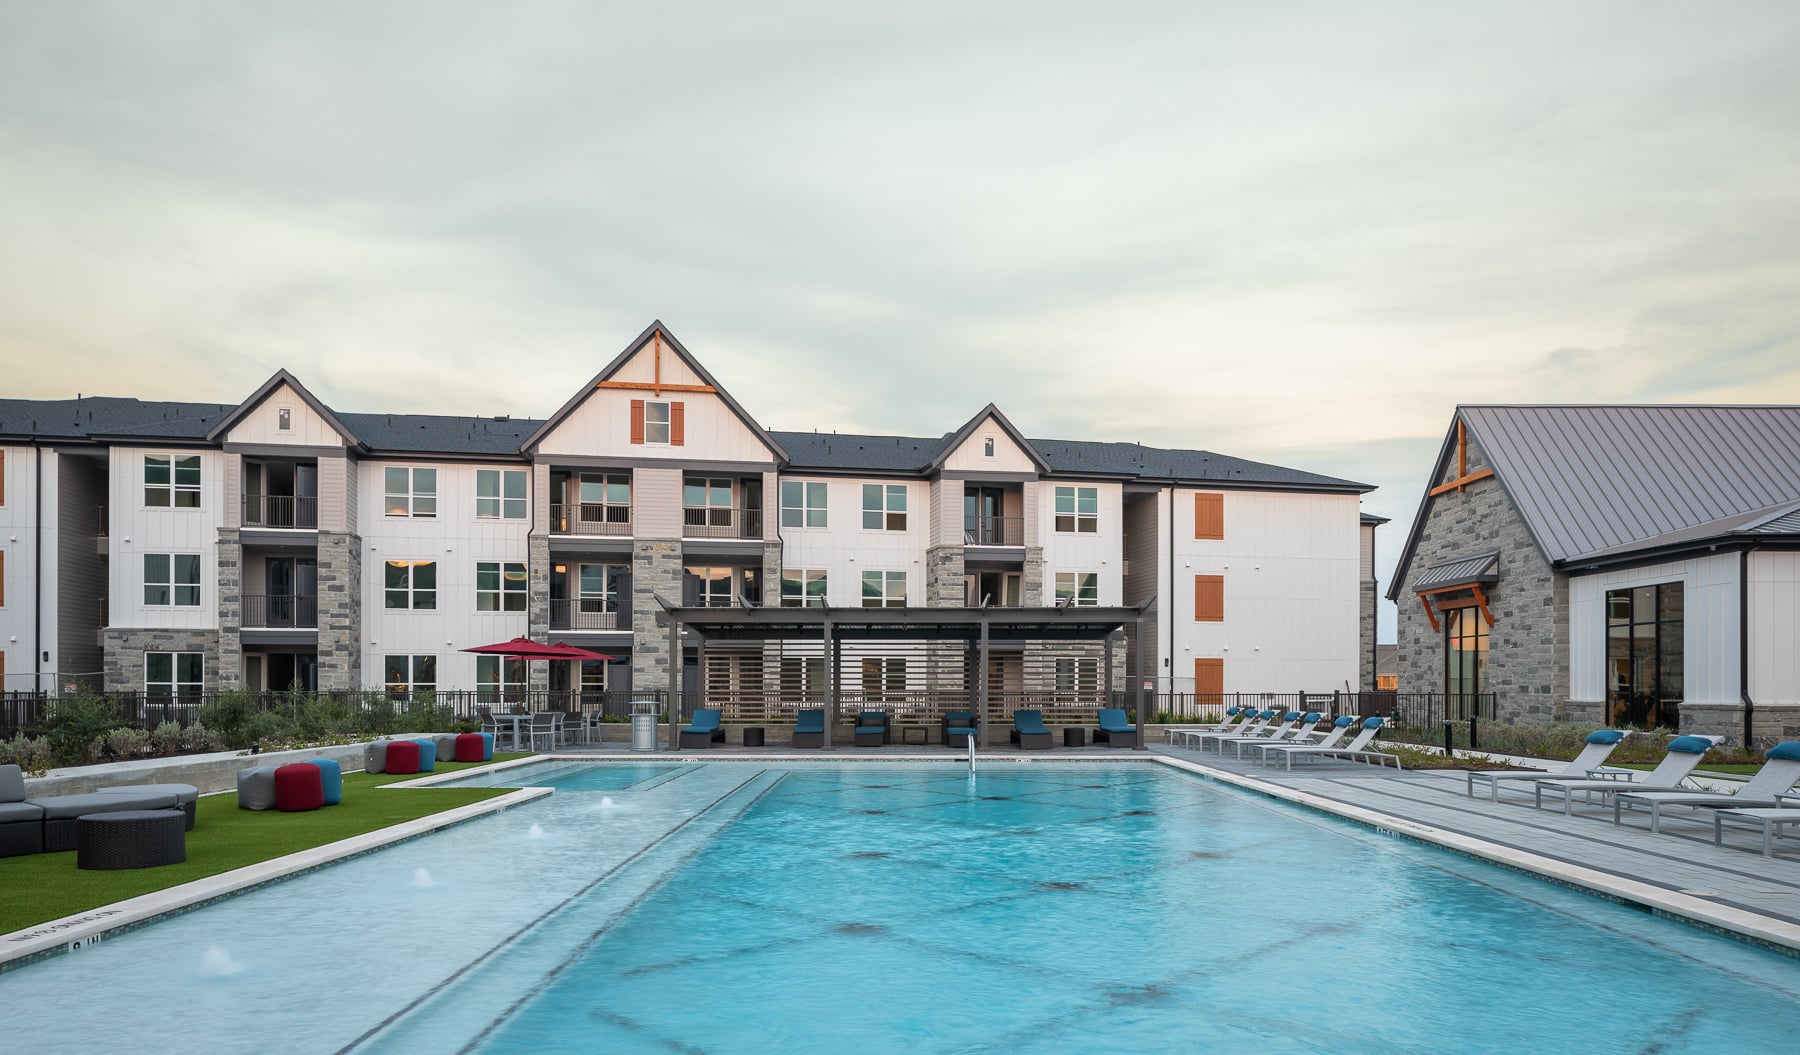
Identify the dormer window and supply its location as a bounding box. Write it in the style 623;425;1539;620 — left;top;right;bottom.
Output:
984;437;995;457
645;401;670;443
277;407;292;431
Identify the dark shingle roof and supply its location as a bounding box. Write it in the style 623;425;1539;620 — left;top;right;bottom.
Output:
769;431;951;472
338;413;543;456
0;397;236;441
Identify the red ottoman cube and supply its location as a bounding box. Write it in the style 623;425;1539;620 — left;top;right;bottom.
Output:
454;732;486;763
385;740;421;775
273;763;325;812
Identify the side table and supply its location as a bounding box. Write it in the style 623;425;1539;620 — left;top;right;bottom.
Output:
742;727;765;747
77;809;187;870
1063;727;1087;748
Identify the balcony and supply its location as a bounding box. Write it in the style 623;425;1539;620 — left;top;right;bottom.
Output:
965;515;1023;546
683;507;763;539
551;503;632;536
242;594;319;629
243;494;319;529
549;598;628;631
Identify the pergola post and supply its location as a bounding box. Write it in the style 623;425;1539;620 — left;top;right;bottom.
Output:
666;613;681;750
1103;632;1115;714
978;617;990;748
1134;616;1147;750
822;615;835;749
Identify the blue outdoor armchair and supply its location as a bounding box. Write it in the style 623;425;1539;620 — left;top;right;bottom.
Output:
1095;708;1137;748
1011;709;1052;751
792;708;826;748
680;708;725;749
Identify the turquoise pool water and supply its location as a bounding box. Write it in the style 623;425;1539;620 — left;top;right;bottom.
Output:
4;762;1798;1054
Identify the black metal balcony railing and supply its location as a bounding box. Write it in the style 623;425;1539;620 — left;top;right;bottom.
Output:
551;503;632;536
548;598;628;631
683;507;763;539
242;594;320;629
965;515;1024;546
243;494;319;529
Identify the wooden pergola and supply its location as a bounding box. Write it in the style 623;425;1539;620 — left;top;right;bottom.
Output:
656;598;1153;750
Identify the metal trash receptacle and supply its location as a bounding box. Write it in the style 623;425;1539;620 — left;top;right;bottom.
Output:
630;701;660;752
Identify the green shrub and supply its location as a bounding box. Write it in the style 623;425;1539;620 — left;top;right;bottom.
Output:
149;720;185;756
0;733;51;776
181;721;224;754
42;694;123;768
197;689;253;746
103;726;154;759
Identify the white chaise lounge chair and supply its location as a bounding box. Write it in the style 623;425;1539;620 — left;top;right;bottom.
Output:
1533;735;1722;815
1230;712;1324;758
1612;741;1800;832
1191;709;1279;751
1465;729;1632;801
1209;711;1303;754
1277;717;1396;771
1168;707;1247;747
1255;715;1358;765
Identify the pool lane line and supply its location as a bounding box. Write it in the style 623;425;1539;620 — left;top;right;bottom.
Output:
334;766;782;1055
1150;753;1800;957
0;786;553;971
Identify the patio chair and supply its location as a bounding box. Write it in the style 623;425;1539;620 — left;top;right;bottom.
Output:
1254;714;1358;765
792;708;826;748
526;711;560;753
1533;735;1722;815
1190;709;1278;751
1230;712;1323;758
1466;729;1631;800
1611;741;1800;832
1205;710;1301;752
1278;717;1394;771
1011;709;1052;751
680;708;726;749
943;710;977;747
1167;706;1245;747
854;710;890;747
1094;708;1138;748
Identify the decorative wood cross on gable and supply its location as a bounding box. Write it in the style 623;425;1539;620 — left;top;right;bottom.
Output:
1429;419;1494;496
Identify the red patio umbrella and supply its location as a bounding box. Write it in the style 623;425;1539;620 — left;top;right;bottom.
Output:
548;641;619;662
459;636;570;660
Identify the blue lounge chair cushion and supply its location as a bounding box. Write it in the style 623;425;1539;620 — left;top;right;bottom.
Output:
1362;718;1385;729
1667;735;1714;754
1331;716;1356;727
1301;712;1323;723
1014;710;1048;733
794;710;825;734
684;709;722;734
1765;741;1800;761
1584;730;1627;745
1097;709;1131;732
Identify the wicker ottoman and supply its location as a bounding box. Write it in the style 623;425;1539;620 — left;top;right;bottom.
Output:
303;759;343;805
273;764;325;812
385;740;421;775
96;783;200;830
454;733;486;763
77;809;187;870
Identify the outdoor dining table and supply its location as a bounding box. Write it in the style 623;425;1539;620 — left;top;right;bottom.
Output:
489;713;529;751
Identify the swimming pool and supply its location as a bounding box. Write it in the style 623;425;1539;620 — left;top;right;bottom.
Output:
4;761;1798;1054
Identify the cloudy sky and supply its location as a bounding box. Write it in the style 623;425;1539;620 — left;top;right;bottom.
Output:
4;2;1799;636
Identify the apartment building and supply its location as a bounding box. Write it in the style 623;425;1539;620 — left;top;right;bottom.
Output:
0;322;1374;703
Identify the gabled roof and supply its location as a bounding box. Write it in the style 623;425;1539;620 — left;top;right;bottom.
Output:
0;396;235;442
205;369;362;447
521;320;790;463
1390;405;1800;594
925;404;1052;474
338;412;542;456
1360;512;1390;526
1413;551;1499;591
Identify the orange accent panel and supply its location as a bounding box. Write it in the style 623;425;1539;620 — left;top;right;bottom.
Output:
653;330;662;394
1419;594;1441;632
1193;658;1223;697
629;399;645;445
1471;584;1496;627
1193;574;1224;622
1193;492;1224;540
597;381;717;394
670;401;685;447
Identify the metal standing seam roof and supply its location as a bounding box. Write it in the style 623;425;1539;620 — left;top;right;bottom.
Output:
1411;552;1500;591
1460;405;1800;565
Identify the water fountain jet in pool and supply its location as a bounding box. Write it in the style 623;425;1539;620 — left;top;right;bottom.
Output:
198;946;244;977
410;867;437;888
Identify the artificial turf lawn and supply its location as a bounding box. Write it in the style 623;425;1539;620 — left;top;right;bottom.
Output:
0;754;529;935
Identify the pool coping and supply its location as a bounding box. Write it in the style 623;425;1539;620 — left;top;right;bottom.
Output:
0;785;553;969
1150;754;1800;956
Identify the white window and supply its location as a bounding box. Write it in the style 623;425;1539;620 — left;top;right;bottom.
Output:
1054;572;1099;607
385;560;437;609
145;455;201;508
384;655;437;695
1054;486;1098;533
384;467;437;517
861;484;907;531
476;654;527;696
780;569;827;607
146;652;203;696
143;553;201;607
861;570;906;608
780;481;828;528
644;400;671;444
476;469;527;519
684;476;734;530
476;561;528;612
277;407;292;431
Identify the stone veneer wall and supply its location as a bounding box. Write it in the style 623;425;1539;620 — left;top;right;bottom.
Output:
631;539;683;699
1022;547;1045;606
1394;431;1569;722
215;528;244;688
316;531;362;691
925;544;964;606
527;534;552;690
103;628;221;692
761;542;783;606
1357;578;1377;691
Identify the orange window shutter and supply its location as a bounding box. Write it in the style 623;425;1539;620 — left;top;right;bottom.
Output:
1193;574;1223;622
1193;658;1223;697
629;399;645;444
1194;492;1223;539
671;401;685;446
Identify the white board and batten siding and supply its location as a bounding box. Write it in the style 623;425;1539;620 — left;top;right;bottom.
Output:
1038;481;1125;606
1568;553;1741;706
0;446;50;688
357;459;532;690
1747;550;1800;707
1169;488;1361;693
535;345;778;465
775;476;928;607
106;447;226;631
222;383;348;449
939;416;1038;474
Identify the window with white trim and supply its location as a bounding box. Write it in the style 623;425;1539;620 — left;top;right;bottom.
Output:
476;654;527;696
145;455;201;508
384;466;437;517
1053;486;1098;533
861;484;907;531
1054;571;1099;607
146;652;203;696
143;553;201;607
384;560;437;609
780;481;828;528
861;570;906;608
644;400;671;444
780;569;828;607
476;561;527;612
476;469;527;519
384;654;437;695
